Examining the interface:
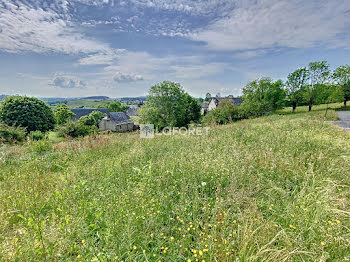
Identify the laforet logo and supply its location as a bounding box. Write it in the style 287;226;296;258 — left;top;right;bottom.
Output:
140;124;210;138
140;124;155;138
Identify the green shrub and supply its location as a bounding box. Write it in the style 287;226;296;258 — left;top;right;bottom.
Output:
0;96;55;132
0;123;26;143
28;131;45;141
56;121;91;138
30;140;52;153
78;111;106;126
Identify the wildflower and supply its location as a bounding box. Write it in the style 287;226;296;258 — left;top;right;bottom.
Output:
77;254;81;258
201;182;207;186
321;242;325;246
81;239;85;244
199;250;203;256
133;245;137;250
170;236;174;240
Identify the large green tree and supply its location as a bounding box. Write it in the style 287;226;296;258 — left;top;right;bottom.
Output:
54;104;75;125
305;61;330;111
138;81;200;129
241;78;285;117
99;102;128;112
286;67;309;112
0;96;55;132
333;65;350;106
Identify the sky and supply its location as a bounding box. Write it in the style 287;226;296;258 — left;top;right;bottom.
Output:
0;0;350;98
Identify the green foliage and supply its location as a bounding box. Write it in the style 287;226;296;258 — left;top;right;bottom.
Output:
56;121;91;138
286;67;309;112
30;140;52;153
138;81;201;128
205;92;212;102
240;78;286;117
304;61;330;111
202;99;236;125
54;104;75;125
0;123;26;143
78;111;106;127
28;131;45;141
0;96;55;132
333;65;350;105
99;102;128;112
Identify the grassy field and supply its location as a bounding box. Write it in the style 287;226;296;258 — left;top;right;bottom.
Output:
67;99;113;109
1;105;350;261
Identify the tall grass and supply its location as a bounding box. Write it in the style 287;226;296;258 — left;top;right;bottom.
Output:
1;105;349;261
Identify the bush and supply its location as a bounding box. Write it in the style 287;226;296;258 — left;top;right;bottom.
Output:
54;104;75;125
30;140;52;153
0;96;55;132
28;131;45;141
78;111;106;126
56;121;92;138
202;100;236;125
0;123;26;143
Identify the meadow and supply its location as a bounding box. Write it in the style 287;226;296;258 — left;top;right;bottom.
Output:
1;104;350;261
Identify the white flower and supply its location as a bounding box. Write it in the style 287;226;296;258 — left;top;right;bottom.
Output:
201;182;207;186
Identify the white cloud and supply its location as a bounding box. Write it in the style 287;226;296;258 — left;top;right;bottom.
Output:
0;1;110;54
189;0;350;51
113;72;144;83
50;74;87;89
232;50;268;59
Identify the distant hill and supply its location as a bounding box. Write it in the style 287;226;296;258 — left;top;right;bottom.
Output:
0;94;8;101
83;96;109;100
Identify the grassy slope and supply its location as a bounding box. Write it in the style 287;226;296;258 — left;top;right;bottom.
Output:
1;105;350;261
67;99;113;109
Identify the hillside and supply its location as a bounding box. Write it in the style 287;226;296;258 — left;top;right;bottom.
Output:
1;106;350;261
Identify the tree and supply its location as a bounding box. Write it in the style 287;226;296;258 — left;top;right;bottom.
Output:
240;78;285;117
79;111;106;126
54;104;75;125
205;93;212;102
138;81;200;129
286;68;309;112
202;100;235;125
184;93;201;124
0;96;55;133
99;102;128;112
305;61;330;111
265;79;286;110
333;65;350;106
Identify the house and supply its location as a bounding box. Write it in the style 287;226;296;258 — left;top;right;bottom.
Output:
99;112;134;132
201;103;209;115
208;97;242;112
70;108;109;121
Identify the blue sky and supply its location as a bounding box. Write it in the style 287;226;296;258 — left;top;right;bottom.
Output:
0;0;350;98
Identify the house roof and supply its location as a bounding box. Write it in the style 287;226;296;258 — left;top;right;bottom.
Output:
212;97;242;106
109;112;131;122
71;108;109;120
125;105;140;117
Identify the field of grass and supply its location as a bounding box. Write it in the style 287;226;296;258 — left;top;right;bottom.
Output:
67;99;113;109
1;105;350;261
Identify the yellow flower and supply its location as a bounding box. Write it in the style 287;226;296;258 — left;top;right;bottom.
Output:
170;236;174;240
133;245;137;250
187;260;191;262
77;254;81;258
81;239;85;244
199;250;203;256
321;242;325;246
